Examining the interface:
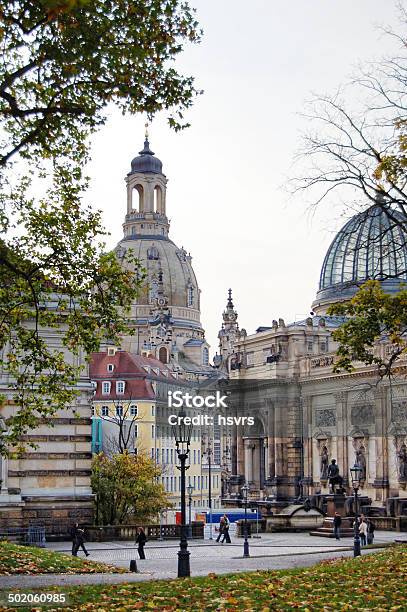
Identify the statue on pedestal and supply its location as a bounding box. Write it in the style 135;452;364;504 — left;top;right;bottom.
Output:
320;445;329;481
398;444;407;481
327;459;343;494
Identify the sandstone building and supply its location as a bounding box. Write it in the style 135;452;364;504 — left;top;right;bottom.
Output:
219;201;407;517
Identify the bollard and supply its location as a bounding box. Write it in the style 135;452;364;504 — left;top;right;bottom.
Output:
129;559;138;572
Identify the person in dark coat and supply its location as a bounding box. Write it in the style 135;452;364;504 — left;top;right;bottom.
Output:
216;517;225;543
333;512;342;540
221;514;231;544
136;527;147;559
70;523;89;557
367;519;375;544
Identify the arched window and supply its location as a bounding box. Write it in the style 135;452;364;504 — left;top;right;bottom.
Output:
187;285;194;307
159;346;168;364
202;347;209;366
154;185;163;213
133;184;144;212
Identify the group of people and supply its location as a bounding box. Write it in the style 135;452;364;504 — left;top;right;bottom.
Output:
216;514;231;543
333;512;375;544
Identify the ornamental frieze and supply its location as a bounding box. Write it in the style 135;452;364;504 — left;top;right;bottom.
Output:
311;355;334;368
315;409;336;427
392;400;407;423
351;404;375;426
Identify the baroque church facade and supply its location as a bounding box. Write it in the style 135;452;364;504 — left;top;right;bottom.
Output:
218;201;407;517
115;134;212;380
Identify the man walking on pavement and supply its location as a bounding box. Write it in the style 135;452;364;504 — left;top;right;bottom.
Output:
333;512;342;540
70;523;90;557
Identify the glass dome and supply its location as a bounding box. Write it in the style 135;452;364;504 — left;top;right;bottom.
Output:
313;203;407;313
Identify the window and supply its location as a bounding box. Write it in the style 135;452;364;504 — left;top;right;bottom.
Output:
307;341;313;352
198;450;201;464
116;381;125;394
107;363;114;372
91;406;95;416
130;405;138;416
198;476;201;490
187;285;194;306
151;448;154;458
151;424;155;438
107;347;116;356
162;448;165;463
170;448;173;464
166;448;169;463
156;448;160;462
116;405;123;417
202;347;209;366
134;424;138;438
151;405;155;416
101;406;109;417
134;447;138;455
102;381;111;395
193;449;196;464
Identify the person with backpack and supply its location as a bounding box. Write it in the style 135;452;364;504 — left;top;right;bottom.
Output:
136;526;147;559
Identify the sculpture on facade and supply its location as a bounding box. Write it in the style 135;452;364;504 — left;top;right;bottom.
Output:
327;459;343;494
398;444;407;481
355;445;367;482
320;445;329;480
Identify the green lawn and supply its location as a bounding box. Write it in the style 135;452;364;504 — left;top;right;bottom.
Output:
0;541;127;575
0;545;405;611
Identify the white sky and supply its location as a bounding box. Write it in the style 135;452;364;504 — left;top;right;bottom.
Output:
85;0;403;355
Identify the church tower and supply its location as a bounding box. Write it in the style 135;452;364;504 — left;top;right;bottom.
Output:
215;289;244;373
116;131;210;375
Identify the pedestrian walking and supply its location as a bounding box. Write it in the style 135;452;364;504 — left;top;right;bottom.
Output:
367;519;375;545
70;523;89;557
221;514;231;544
136;526;147;559
216;516;225;543
359;518;368;546
333;512;342;540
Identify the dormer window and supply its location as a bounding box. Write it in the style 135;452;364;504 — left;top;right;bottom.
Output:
102;381;111;395
107;347;116;356
116;381;125;394
107;363;114;372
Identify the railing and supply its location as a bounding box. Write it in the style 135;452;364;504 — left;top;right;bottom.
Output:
0;526;46;547
85;522;205;542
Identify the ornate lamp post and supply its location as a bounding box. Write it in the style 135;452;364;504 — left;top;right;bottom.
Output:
187;484;194;539
172;410;192;577
350;463;362;558
241;484;250;558
203;435;213;540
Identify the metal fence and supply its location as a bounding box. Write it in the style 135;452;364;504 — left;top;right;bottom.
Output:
0;526;46;547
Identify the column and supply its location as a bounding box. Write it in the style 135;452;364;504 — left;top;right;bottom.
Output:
373;386;389;499
334;391;348;485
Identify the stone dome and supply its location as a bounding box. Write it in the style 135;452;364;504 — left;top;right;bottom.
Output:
130;138;163;175
312;202;407;313
117;236;199;310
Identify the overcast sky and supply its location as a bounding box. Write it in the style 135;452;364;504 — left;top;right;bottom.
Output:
85;1;403;355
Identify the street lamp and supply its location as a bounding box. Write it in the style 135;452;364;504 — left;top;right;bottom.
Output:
172;409;193;577
241;484;250;558
187;484;194;539
203;436;213;540
350;463;362;558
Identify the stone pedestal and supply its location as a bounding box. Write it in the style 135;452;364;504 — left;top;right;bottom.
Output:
325;494;347;517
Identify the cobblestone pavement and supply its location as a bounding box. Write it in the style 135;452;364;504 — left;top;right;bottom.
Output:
0;531;404;589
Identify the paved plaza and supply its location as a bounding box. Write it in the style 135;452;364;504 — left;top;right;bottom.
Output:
0;530;404;589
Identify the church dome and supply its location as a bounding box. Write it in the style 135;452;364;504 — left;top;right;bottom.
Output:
312;201;407;313
130;138;163;175
117;236;199;311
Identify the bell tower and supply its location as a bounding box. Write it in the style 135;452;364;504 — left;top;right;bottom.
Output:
124;125;169;239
